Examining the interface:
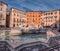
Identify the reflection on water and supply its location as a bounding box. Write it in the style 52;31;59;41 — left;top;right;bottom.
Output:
0;30;47;44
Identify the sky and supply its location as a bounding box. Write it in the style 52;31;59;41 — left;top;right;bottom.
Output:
2;0;60;11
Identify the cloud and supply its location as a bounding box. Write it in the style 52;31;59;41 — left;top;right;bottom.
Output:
7;5;12;11
2;0;60;11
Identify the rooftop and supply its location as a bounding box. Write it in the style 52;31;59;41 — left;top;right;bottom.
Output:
10;7;25;12
0;1;8;6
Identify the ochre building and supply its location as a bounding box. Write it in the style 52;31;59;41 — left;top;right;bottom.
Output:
0;1;7;28
26;11;42;28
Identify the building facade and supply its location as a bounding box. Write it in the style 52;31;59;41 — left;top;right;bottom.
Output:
26;11;42;28
9;8;26;28
0;1;7;28
1;1;60;29
41;10;60;28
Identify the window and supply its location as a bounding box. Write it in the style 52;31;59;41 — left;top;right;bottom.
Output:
17;24;18;26
54;16;57;18
54;12;57;14
13;24;15;27
0;13;3;18
51;12;53;15
13;18;15;22
48;20;50;22
2;18;5;20
0;7;2;11
17;14;19;16
33;15;34;17
47;16;50;19
45;17;47;19
45;13;47;15
50;16;53;18
39;15;40;17
44;13;46;15
14;13;15;16
36;18;37;20
39;19;40;20
41;18;42;19
17;19;18;22
27;18;28;20
48;13;50;15
51;20;52;22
